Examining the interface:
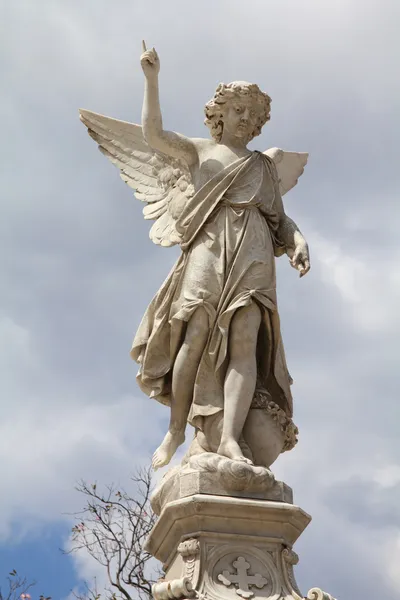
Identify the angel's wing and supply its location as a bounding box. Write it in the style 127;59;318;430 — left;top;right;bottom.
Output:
79;109;194;247
263;147;308;196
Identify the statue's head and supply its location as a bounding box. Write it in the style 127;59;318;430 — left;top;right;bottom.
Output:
204;81;271;144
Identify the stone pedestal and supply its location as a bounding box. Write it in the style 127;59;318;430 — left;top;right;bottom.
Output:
147;494;314;600
151;455;293;516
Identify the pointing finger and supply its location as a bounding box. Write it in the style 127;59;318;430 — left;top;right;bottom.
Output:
299;261;310;277
142;40;147;52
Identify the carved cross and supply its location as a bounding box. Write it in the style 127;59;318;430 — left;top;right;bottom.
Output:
217;556;268;599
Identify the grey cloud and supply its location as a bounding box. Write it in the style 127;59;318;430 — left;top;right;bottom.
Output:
323;477;400;529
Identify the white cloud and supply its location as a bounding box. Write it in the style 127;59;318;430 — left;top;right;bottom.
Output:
373;466;400;489
310;231;400;333
386;534;400;589
0;314;166;541
64;540;110;600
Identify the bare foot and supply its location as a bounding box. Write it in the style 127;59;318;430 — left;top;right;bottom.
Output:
239;437;254;463
217;437;254;465
152;430;185;470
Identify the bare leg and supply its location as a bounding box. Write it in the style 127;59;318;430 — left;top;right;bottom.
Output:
152;307;209;469
218;303;261;463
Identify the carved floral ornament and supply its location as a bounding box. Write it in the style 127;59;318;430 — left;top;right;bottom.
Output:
251;391;299;451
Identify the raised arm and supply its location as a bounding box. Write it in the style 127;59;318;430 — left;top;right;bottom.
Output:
140;43;198;167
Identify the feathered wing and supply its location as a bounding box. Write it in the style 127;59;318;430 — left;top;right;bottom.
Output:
263;147;308;196
79;109;194;247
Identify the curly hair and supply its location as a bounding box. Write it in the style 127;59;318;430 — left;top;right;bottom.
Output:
204;81;271;143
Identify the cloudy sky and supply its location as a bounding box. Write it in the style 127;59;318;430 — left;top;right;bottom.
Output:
2;0;400;598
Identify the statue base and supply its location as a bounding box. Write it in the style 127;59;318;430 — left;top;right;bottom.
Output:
147;494;337;600
151;453;292;516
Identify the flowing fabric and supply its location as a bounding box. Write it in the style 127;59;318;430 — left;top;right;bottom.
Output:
131;151;293;429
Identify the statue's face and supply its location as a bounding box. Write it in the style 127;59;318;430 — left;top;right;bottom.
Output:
223;96;259;141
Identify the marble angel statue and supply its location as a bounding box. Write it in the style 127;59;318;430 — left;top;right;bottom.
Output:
80;42;310;472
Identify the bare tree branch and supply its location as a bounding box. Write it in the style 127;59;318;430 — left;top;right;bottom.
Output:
68;467;159;600
0;569;50;600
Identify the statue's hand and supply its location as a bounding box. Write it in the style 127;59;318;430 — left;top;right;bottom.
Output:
289;243;310;278
140;41;160;79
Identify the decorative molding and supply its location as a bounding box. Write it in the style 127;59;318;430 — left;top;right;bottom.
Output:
282;548;302;598
307;588;337;600
152;577;194;600
177;537;201;589
178;538;200;558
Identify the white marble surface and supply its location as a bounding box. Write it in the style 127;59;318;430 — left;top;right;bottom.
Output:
147;494;312;600
80;44;310;476
150;452;293;515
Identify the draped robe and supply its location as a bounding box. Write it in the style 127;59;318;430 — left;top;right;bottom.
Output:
131;151;293;430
